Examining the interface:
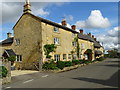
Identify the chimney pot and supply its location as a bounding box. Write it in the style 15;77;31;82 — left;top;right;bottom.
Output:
92;35;94;38
94;38;96;41
71;25;76;30
61;19;67;26
79;29;83;34
7;32;12;38
88;33;91;37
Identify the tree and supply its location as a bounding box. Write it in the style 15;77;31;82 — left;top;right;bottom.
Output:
44;44;57;59
107;48;120;58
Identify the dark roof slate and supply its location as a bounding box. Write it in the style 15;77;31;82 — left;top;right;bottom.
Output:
5;49;16;56
13;13;78;34
0;37;14;45
78;33;101;48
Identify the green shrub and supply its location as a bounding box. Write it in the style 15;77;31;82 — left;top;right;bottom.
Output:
57;61;65;70
84;60;92;64
72;60;80;65
96;57;104;61
0;66;8;78
79;60;84;64
42;62;58;70
8;56;16;62
64;61;72;67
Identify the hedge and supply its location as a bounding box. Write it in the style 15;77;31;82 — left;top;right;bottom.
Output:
64;61;72;67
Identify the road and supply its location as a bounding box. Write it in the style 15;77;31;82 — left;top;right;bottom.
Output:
2;58;119;89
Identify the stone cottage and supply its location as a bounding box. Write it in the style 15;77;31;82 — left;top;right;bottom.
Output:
0;0;104;70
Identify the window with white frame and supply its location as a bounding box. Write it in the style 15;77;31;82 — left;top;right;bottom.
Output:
54;27;59;32
15;39;20;45
72;41;76;47
63;54;66;60
68;54;71;60
81;43;85;49
54;54;60;61
73;54;77;60
54;37;60;45
16;55;22;62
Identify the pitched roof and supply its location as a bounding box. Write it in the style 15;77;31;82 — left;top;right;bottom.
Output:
0;37;13;45
78;33;94;42
4;49;16;57
13;13;78;34
78;33;101;48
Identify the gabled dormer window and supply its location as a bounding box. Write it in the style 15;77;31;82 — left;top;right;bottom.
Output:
54;27;59;32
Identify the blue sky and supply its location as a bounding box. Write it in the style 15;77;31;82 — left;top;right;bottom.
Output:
1;2;119;51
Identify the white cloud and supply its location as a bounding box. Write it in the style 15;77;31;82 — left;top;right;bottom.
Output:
76;10;111;29
68;15;74;21
1;2;65;23
96;26;119;51
33;8;49;16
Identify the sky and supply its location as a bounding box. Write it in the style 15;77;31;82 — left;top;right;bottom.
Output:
0;1;119;52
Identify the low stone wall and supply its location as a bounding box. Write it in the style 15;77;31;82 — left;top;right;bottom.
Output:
1;61;11;84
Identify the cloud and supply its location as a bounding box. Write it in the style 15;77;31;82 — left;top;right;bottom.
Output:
96;26;119;51
1;2;65;23
76;10;111;29
68;15;74;21
33;8;49;16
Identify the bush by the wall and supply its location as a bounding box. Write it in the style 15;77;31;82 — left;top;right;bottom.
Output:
64;61;72;67
96;57;104;61
72;60;80;65
42;62;58;70
0;66;8;78
7;56;16;62
79;60;84;64
57;61;65;70
84;60;92;64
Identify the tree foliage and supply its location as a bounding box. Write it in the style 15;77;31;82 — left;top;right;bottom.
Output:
107;48;120;58
44;44;57;58
7;56;16;62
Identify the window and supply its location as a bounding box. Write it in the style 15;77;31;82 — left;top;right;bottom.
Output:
68;54;71;60
63;54;66;60
54;27;59;32
54;37;60;45
54;54;60;61
16;55;22;62
72;41;76;47
73;54;77;60
15;39;20;45
81;43;85;49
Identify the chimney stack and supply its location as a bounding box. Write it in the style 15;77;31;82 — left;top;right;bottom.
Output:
23;0;31;13
61;19;67;26
79;29;83;34
71;25;76;30
7;32;12;38
88;33;92;37
94;38;96;41
92;35;94;39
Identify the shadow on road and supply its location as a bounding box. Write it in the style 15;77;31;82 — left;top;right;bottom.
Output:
72;70;119;88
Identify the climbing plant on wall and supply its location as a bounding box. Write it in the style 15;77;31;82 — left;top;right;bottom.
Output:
44;44;57;59
74;34;80;59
